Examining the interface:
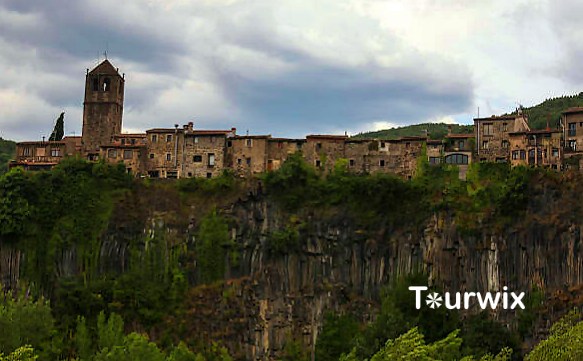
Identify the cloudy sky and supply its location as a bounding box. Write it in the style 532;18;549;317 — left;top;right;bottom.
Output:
1;0;582;141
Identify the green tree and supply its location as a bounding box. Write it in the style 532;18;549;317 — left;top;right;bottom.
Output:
315;313;359;361
0;346;38;361
526;310;583;361
48;112;65;141
93;333;165;361
196;211;230;284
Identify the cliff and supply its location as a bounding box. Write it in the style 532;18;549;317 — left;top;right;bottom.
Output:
1;162;583;360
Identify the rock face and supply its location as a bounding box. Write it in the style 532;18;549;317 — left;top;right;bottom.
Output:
1;186;583;360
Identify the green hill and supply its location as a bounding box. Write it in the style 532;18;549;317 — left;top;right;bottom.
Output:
353;92;583;140
0;138;16;175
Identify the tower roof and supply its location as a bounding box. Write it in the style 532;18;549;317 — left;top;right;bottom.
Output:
88;59;120;75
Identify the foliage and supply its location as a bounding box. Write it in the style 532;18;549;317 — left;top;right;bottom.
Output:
525;309;583;361
0;292;56;360
0;138;16;176
315;313;359;361
176;170;238;195
352;123;473;140
267;226;300;255
0;346;38;361
195;211;231;284
461;312;519;359
48;112;65;142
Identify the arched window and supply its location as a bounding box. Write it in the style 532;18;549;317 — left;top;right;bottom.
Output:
103;78;111;92
444;153;468;165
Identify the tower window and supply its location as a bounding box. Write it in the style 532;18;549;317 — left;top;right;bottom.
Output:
92;78;99;91
151;134;157;142
103;78;111;92
166;134;172;142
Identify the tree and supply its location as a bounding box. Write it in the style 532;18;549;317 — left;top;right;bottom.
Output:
526;310;583;361
196;211;230;284
48;112;65;141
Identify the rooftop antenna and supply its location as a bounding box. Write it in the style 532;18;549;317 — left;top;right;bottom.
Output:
104;41;109;60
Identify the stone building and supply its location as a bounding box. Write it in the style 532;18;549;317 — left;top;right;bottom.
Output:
508;130;562;168
12;136;81;170
181;124;236;178
443;133;474;179
304;135;348;171
266;138;305;171
474;111;530;163
99;134;148;176
82;60;125;160
226;135;271;176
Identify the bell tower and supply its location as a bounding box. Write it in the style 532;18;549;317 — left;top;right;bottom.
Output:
82;59;124;159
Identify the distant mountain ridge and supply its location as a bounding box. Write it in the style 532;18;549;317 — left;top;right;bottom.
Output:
353;92;583;140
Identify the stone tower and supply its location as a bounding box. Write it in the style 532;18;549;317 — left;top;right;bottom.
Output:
82;59;124;159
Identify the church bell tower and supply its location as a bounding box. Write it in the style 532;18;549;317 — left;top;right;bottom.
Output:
82;59;124;159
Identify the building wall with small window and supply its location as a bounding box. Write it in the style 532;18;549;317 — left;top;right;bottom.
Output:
266;139;305;171
474;113;530;162
100;144;147;176
145;129;185;178
226;136;270;176
508;131;562;168
304;135;348;172
182;133;228;178
562;109;583;156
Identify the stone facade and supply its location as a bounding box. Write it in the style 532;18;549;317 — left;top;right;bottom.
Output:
508;130;562;169
11;59;582;179
82;60;125;159
474;112;530;163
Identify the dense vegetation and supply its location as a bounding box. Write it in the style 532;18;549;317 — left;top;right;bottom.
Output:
1;156;583;360
353;92;583;140
0;138;15;175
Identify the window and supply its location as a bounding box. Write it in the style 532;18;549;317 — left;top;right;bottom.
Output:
206;173;212;179
512;151;519;160
429;157;441;165
23;147;31;156
379;159;385;167
482;140;489;149
166;134;172;142
208;153;215;167
520;150;526;160
316;143;322;151
193;155;203;162
237;158;242;165
151;134;158;142
188;172;192;177
123;150;133;159
103;78;111;92
349;159;355;167
315;160;321;167
246;139;252;147
51;148;61;157
166;171;178;179
552;148;559;157
130;139;136;145
459;140;465;149
121;139;126;145
444;154;469;165
194;137;199;144
569;123;576;137
380;142;386;148
108;149;117;158
246;157;251;166
502;140;509;148
227;140;232;147
569;140;577;151
483;123;494;135
166;153;172;161
502;123;508;132
149;153;154;159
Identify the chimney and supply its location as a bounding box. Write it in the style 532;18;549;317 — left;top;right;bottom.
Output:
188;122;194;131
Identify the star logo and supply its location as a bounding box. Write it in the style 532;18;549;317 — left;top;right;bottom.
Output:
425;292;443;309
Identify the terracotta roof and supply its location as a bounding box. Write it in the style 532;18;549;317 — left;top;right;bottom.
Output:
306;135;348;141
88;59;121;76
446;133;475;139
474;115;516;121
146;128;184;133
509;129;561;136
17;140;65;146
232;135;271;139
562;107;583;114
189;130;233;136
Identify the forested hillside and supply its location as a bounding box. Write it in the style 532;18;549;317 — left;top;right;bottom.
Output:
0;138;15;175
354;92;583;140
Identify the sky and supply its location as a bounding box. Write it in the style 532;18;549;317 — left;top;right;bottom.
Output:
1;0;582;141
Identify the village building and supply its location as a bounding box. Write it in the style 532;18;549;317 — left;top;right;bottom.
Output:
443;133;474;179
12;136;81;170
226;135;271;176
508;129;562;168
304;135;348;172
474;111;530;163
266;138;305;171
